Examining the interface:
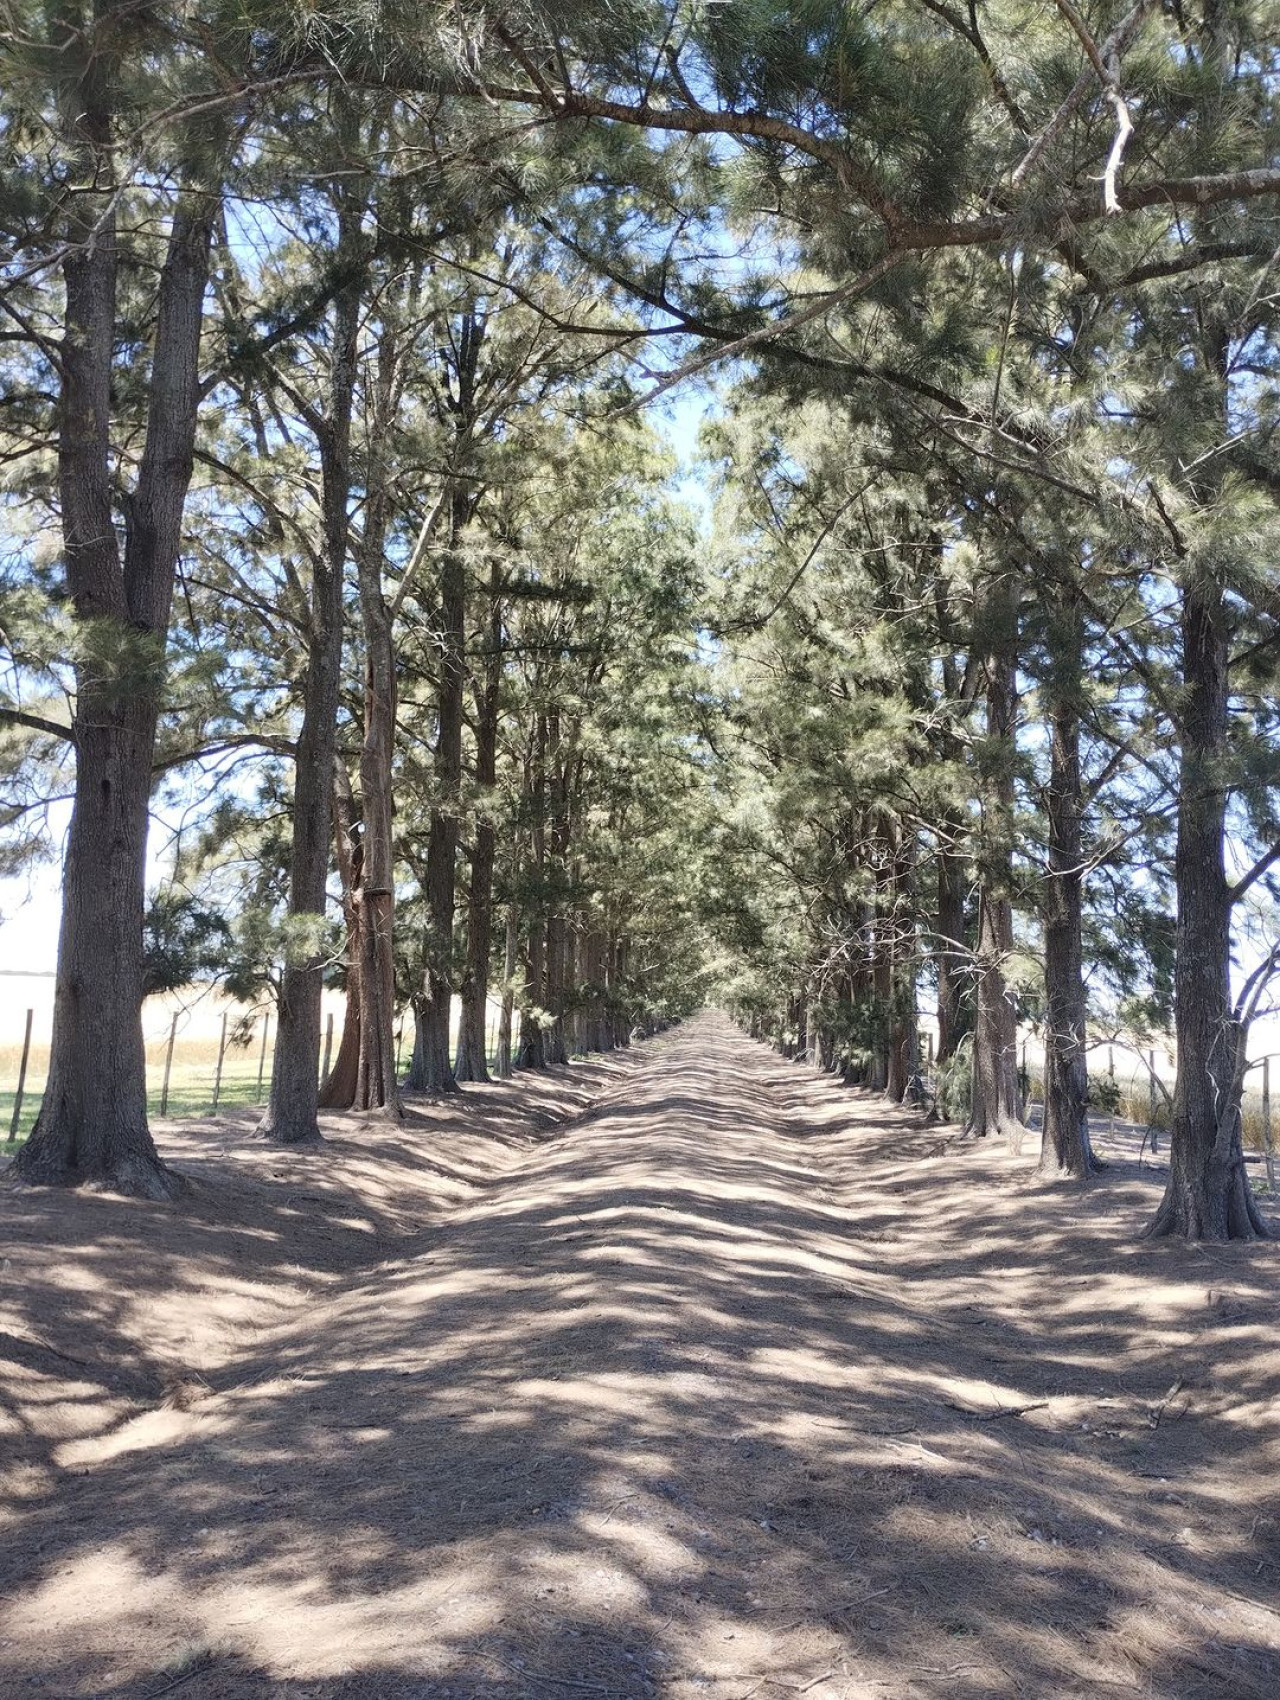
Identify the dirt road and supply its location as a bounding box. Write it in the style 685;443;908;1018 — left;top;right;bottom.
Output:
2;1014;1278;1699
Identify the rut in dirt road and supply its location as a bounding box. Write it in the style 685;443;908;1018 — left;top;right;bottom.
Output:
4;1013;1278;1700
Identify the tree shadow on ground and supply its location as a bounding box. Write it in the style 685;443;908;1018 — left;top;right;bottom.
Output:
1;1017;1277;1700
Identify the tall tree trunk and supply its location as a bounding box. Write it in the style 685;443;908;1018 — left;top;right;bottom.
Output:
967;577;1025;1140
456;574;503;1082
542;714;574;1066
968;889;1023;1138
259;201;362;1144
1147;578;1268;1238
582;927;610;1052
349;554;402;1113
517;920;548;1068
886;946;919;1105
564;919;584;1057
1039;585;1094;1179
319;777;363;1110
935;834;970;1065
404;491;470;1093
516;714;550;1069
611;937;631;1048
453;830;495;1082
321;306;405;1115
495;903;519;1078
16;79;220;1195
868;934;891;1093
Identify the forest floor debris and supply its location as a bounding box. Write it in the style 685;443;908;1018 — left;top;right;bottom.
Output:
2;1014;1278;1699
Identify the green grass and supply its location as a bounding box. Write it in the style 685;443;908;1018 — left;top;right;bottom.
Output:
0;1051;275;1147
0;1031;444;1146
1;1027;509;1152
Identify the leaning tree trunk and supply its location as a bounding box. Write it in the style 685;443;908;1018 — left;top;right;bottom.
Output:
1039;585;1094;1179
967;578;1025;1141
1146;576;1268;1239
259;205;361;1144
15;114;220;1197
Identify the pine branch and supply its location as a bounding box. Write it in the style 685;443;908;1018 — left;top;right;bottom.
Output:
621;252;906;411
151;733;297;775
0;708;74;743
1011;3;1149;194
1230;839;1280;907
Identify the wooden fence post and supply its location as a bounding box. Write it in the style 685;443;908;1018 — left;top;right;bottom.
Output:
160;1013;179;1117
211;1011;229;1110
9;1008;33;1138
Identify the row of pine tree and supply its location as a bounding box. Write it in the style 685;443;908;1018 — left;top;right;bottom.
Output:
1;3;1278;1239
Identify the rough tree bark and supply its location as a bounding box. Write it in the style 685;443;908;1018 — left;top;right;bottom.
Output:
259;196;362;1144
541;712;576;1067
516;714;550;1069
495;902;519;1077
1039;583;1094;1179
15;50;222;1195
966;576;1025;1140
319;773;364;1109
935;833;971;1065
580;926;610;1053
345;501;403;1114
405;484;471;1093
1146;576;1269;1238
1144;4;1269;1237
517;921;549;1069
869;920;893;1093
455;569;503;1082
611;938;631;1048
319;298;406;1115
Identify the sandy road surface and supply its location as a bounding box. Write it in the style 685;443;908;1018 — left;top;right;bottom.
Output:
2;1014;1278;1699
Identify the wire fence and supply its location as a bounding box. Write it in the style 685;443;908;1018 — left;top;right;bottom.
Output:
2;998;522;1149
